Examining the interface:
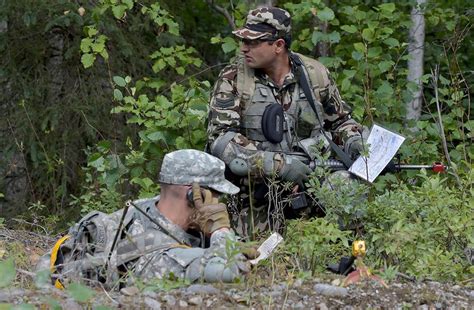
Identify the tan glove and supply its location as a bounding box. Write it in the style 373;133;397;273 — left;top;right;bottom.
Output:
189;183;230;236
238;242;260;260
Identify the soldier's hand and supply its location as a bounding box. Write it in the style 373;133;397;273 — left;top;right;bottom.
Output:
189;183;230;236
277;154;312;188
238;243;260;260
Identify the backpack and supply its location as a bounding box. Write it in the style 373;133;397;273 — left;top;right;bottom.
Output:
49;208;136;289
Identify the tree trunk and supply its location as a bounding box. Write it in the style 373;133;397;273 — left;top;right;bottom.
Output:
314;0;330;58
405;0;426;130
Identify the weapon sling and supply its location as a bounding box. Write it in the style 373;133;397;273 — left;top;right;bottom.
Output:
291;53;354;169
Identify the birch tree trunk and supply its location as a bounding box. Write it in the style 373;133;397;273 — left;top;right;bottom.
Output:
406;0;426;130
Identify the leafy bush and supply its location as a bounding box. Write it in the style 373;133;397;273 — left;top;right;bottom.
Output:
284;217;351;274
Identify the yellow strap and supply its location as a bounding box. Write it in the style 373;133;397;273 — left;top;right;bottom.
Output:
50;235;70;290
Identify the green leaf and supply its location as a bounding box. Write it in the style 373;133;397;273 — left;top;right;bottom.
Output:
152;59;166;73
362;28;375;42
67;283;95;303
99;49;109;60
0;258;16;288
221;38;237;54
317;7;335;22
379;3;396;14
147;131;166;142
383;38;399;47
340;25;357;34
376;81;394;96
80;38;93;52
114;89;123;101
112;4;127;19
81;53;95;68
353;42;365;53
327;31;340;43
351;51;363;61
176;67;185;75
378;60;394;73
311;31;325;45
113;76;127;87
86;26;98;37
354;10;366;21
210;36;221;44
367;46;382;58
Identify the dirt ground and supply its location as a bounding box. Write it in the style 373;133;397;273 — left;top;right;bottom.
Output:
1;228;473;309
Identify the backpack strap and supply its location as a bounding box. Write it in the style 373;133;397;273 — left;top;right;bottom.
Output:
290;52;353;168
236;54;255;109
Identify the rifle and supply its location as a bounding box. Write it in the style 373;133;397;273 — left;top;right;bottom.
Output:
289;156;447;210
308;159;447;173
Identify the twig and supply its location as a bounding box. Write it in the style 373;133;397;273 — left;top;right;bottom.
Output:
430;65;462;186
99;283;119;305
205;0;236;29
11;218;50;236
17;268;36;277
396;272;417;282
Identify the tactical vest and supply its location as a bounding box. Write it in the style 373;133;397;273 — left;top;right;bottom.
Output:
236;52;331;157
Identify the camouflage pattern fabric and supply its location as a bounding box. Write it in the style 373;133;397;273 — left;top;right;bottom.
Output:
233;7;291;40
120;196;249;284
207;6;364;237
207;56;362;176
37;196;250;288
159;149;239;195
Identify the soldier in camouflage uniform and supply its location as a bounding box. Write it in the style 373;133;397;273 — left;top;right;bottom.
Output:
38;150;257;289
207;7;366;238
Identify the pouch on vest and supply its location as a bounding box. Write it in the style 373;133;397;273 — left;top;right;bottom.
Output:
261;103;284;144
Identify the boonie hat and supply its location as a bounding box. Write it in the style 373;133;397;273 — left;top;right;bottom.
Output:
233;7;291;40
159;149;240;195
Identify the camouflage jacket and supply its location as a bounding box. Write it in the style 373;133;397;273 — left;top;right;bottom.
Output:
207;52;362;176
38;196;249;289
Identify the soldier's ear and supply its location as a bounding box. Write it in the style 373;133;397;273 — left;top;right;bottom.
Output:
275;38;286;51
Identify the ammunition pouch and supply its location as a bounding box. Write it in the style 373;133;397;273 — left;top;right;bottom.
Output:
261;103;284;144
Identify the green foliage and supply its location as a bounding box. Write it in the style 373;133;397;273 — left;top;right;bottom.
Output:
67;282;96;303
364;170;474;281
284;217;351;274
0;258;16;288
140;273;190;292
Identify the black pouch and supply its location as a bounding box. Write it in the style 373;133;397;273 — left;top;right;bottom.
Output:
261;103;284;143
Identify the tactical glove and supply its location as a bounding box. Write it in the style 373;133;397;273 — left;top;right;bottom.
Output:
189;183;230;236
277;154;312;188
345;136;364;160
237;242;260;260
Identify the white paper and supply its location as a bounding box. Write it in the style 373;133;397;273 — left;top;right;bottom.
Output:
249;232;284;265
348;124;405;183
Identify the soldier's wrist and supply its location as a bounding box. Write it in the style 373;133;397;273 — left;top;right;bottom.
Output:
262;152;284;175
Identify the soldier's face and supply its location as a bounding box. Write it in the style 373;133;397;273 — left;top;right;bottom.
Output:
240;39;277;69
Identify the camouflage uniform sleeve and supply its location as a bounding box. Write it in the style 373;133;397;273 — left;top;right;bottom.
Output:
319;67;363;147
207;64;268;175
135;230;249;283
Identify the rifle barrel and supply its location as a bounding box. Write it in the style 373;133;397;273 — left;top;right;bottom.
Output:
396;164;433;170
311;160;446;172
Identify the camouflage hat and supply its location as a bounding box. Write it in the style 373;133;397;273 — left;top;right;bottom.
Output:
158;149;239;195
233;7;291;40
